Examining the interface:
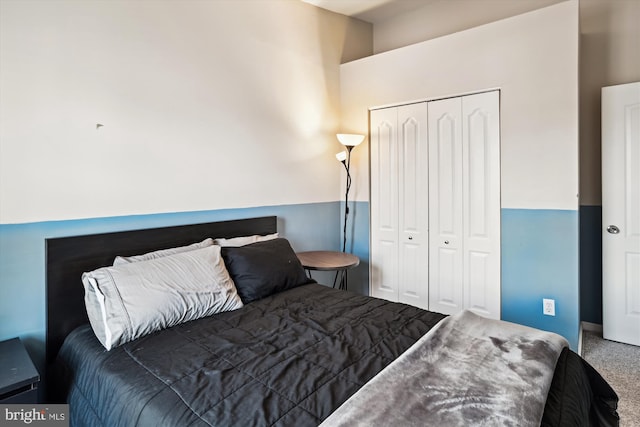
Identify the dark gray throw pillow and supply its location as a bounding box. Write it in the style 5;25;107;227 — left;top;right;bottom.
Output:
221;238;314;304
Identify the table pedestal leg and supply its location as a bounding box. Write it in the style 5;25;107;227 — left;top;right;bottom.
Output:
333;270;348;290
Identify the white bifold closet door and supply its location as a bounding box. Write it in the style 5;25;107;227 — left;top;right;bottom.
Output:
428;91;501;319
370;107;400;302
370;103;429;310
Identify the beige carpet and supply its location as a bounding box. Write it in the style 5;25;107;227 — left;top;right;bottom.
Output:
582;331;640;427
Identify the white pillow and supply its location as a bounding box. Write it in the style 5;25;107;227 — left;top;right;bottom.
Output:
113;238;214;265
214;233;279;247
82;245;243;350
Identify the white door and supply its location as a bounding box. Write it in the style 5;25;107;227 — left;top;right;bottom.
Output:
428;97;464;315
428;91;501;319
370;107;400;301
462;92;501;319
602;82;640;346
397;103;429;309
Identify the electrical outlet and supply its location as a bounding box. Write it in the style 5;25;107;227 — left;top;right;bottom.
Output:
543;298;555;316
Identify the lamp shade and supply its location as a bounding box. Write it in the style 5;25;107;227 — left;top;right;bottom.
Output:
337;134;365;147
335;151;347;162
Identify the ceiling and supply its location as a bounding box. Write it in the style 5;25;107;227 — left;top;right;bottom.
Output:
301;0;566;25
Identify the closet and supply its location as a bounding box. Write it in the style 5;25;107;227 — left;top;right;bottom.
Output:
370;91;501;319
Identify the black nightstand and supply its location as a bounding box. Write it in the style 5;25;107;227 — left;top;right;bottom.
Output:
0;338;40;403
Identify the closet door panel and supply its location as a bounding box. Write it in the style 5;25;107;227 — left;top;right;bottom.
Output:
373;240;399;296
398;103;429;309
462;91;501;319
428;98;463;315
370;108;400;301
468;251;489;310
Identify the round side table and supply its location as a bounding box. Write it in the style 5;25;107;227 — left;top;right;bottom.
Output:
296;251;360;290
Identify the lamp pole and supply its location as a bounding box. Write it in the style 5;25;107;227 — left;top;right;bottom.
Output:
339;146;353;253
336;133;364;254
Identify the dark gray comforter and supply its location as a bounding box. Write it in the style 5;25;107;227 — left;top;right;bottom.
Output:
52;284;445;426
51;284;618;426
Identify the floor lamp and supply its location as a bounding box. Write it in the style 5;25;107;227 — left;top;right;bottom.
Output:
335;133;364;253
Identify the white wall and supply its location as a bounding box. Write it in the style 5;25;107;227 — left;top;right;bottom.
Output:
579;0;640;206
0;0;372;224
341;1;579;210
372;0;565;55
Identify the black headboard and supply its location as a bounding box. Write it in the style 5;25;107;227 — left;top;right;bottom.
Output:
45;216;277;365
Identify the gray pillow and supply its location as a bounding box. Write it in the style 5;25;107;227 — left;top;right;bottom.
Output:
113;238;214;265
83;245;243;350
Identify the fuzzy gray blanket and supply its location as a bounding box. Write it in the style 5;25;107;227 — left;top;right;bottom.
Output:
321;310;569;427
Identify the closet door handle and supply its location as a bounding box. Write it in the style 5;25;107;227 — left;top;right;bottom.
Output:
607;225;620;234
444;240;450;245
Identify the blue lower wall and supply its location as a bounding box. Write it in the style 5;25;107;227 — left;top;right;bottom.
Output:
1;202;366;373
501;208;580;350
579;205;602;324
0;202;580;371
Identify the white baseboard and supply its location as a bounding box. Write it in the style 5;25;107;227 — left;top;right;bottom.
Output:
578;323;583;355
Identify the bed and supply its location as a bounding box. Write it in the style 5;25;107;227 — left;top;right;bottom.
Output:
45;216;619;426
